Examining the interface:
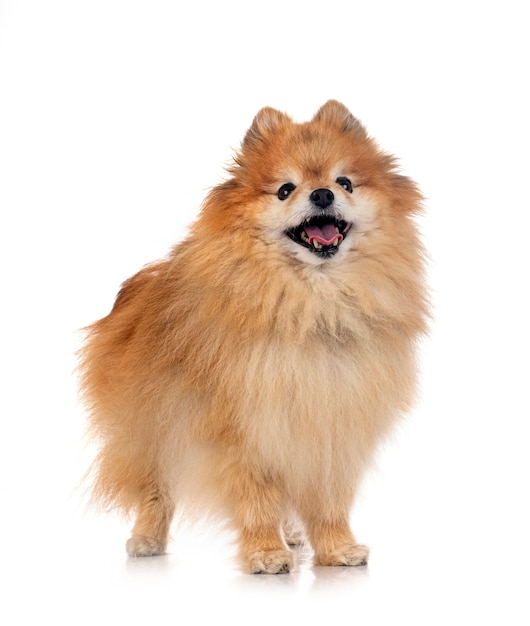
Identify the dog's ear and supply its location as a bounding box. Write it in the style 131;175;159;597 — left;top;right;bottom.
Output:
313;100;367;137
243;107;291;146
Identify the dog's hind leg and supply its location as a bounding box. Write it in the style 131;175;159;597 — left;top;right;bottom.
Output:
126;485;175;557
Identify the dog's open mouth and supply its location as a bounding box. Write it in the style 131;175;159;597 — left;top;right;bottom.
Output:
286;215;352;258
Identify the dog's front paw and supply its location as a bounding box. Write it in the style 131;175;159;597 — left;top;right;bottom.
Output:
315;543;369;567
126;535;165;557
248;549;294;574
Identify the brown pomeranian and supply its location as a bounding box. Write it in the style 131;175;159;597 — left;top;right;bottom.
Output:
79;100;428;574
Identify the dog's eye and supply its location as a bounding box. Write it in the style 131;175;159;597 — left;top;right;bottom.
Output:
278;183;296;200
336;177;353;193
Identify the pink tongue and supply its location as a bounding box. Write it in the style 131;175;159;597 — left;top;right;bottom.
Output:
305;223;342;245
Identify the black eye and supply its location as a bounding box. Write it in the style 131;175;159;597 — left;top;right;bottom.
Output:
278;182;296;200
336;177;353;193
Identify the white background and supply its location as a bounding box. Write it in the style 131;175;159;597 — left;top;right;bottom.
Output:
1;1;529;623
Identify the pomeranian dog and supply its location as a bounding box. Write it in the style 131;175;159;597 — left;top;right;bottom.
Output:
79;100;428;574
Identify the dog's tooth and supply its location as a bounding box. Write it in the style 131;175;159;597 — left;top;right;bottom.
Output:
335;226;340;233
332;237;339;246
313;240;322;249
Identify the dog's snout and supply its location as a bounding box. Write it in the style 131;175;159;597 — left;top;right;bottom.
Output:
310;188;335;210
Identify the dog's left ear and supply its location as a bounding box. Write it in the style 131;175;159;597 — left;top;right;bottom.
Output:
243;107;291;146
313;100;367;137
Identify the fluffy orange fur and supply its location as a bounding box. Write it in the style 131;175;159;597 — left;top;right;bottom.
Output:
79;101;429;574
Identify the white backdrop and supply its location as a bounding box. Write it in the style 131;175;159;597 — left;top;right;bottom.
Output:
1;1;529;624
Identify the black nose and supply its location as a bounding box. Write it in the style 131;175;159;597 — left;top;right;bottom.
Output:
310;188;334;210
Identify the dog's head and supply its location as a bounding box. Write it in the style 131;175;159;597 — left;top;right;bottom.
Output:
200;101;421;267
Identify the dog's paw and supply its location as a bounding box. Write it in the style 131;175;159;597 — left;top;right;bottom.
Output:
126;535;165;557
248;549;294;574
315;543;369;567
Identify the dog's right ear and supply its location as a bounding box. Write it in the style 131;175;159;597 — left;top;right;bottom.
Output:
243;107;291;146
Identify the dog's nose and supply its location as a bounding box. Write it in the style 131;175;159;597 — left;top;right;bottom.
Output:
310;188;335;210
